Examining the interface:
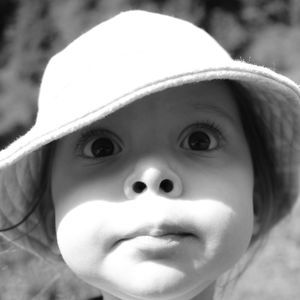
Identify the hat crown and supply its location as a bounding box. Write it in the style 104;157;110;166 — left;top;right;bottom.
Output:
37;10;231;127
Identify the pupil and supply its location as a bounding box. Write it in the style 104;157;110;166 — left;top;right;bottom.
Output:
188;131;210;150
91;138;114;157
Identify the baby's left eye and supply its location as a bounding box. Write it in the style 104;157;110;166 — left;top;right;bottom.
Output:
180;125;222;152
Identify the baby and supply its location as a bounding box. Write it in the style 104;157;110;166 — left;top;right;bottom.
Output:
0;10;299;300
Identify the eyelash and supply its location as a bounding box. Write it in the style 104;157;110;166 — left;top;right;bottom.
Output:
184;121;222;134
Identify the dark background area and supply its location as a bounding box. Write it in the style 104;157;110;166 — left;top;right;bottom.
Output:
0;0;300;299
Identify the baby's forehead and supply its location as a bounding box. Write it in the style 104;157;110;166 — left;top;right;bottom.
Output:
101;81;240;121
56;81;245;148
54;81;245;149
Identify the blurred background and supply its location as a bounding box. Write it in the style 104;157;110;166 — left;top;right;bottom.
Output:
0;0;300;299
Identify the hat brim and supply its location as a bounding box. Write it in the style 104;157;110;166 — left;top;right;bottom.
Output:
0;62;299;169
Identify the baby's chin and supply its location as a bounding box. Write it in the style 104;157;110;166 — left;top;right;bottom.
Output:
86;261;213;300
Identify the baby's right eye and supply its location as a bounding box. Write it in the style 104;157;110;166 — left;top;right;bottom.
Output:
77;130;123;159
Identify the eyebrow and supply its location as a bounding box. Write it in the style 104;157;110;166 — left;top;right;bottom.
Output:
188;103;238;125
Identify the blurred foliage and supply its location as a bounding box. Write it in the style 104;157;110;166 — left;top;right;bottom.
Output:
0;235;101;299
1;0;300;299
1;0;300;147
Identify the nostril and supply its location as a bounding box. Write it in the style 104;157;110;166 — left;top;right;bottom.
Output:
133;181;147;194
160;179;174;193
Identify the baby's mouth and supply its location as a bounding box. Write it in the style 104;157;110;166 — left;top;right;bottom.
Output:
114;223;197;249
115;228;197;258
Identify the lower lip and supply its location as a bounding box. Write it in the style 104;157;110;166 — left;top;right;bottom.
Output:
121;234;194;257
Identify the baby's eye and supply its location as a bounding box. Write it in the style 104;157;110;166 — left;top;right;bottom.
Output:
78;130;122;159
180;124;222;152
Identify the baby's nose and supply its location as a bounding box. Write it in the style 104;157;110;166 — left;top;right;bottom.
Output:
131;178;174;195
124;159;183;199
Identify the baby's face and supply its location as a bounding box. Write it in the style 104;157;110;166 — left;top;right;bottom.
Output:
51;81;254;300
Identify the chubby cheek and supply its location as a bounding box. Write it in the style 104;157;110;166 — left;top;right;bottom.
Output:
199;199;254;272
55;201;119;286
179;159;255;268
52;164;127;223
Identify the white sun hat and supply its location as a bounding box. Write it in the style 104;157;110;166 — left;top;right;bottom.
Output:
0;10;299;259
